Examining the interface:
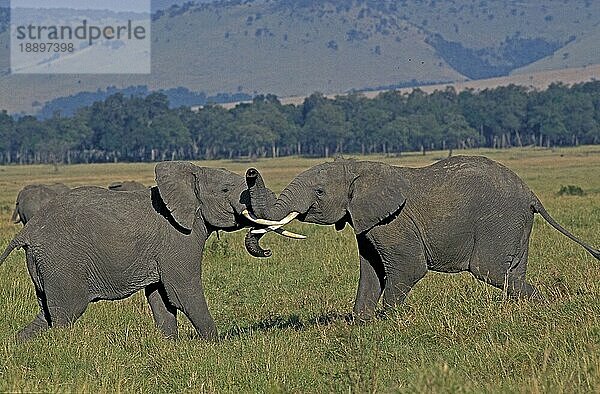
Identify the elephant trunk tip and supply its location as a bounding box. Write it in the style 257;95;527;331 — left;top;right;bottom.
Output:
246;168;259;187
244;230;273;258
246;168;259;178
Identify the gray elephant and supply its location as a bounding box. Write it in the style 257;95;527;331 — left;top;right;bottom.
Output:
243;156;600;319
0;162;293;341
108;181;147;191
11;183;71;225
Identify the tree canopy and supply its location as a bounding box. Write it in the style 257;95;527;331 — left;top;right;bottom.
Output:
1;82;599;164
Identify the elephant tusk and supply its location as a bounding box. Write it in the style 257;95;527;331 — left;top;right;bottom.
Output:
241;210;300;226
278;228;307;239
251;226;306;239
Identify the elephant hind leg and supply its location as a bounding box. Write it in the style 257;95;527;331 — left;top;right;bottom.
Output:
17;289;51;341
145;283;178;339
472;250;540;300
18;311;49;341
40;268;89;329
44;293;89;328
502;244;542;300
470;220;542;301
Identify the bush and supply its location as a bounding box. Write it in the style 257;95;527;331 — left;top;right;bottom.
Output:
557;185;585;196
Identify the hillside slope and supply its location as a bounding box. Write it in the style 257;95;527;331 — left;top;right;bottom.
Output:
0;0;599;114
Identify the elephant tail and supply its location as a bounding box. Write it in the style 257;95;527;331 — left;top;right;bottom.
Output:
0;237;25;266
532;198;600;260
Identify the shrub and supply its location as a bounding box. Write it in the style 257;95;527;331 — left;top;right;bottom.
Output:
557;185;585;196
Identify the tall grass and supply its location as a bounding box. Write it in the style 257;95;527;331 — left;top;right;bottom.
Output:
0;146;598;392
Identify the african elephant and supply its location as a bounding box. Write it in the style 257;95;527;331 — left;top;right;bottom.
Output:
11;183;71;224
0;161;289;341
108;181;147;191
243;156;600;319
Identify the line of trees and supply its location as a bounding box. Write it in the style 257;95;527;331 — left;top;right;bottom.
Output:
1;81;599;164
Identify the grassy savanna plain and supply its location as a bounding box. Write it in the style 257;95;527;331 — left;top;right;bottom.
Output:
0;147;599;392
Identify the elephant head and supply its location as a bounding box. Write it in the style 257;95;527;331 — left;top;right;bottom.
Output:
11;183;71;224
155;162;250;233
243;159;407;255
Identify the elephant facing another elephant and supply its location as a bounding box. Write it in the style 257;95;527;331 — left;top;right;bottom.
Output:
0;162;298;341
243;156;600;319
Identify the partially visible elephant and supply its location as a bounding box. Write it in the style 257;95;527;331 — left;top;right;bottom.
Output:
0;162;284;341
108;181;147;191
11;183;71;225
243;156;600;319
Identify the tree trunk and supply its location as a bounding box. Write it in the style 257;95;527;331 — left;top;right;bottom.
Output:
515;131;522;147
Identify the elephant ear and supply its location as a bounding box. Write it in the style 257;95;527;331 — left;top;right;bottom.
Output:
155;161;200;231
347;162;407;235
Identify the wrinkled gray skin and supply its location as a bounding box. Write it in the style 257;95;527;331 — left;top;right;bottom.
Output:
11;183;71;225
0;162;265;341
108;181;147;191
246;156;600;319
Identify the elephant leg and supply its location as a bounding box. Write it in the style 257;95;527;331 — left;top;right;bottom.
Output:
18;311;49;341
162;265;217;340
470;220;541;300
145;283;178;339
353;235;385;320
42;271;89;329
45;291;89;328
17;289;50;341
367;226;427;310
26;248;89;329
169;283;216;340
381;256;428;310
504;242;541;299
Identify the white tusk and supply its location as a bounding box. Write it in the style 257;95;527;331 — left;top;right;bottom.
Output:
251;224;284;234
251;226;306;239
241;209;299;226
278;229;307;239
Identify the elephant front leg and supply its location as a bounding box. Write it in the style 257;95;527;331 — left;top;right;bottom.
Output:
145;283;178;339
366;225;428;311
162;266;217;340
353;235;386;320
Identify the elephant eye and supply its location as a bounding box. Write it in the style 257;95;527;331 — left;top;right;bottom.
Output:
315;188;325;197
221;187;229;193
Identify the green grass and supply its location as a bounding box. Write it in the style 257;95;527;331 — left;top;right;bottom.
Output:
0;146;599;392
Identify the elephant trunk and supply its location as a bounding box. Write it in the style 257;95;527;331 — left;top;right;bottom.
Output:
244;168;308;257
244;231;272;258
245;168;278;218
245;168;303;221
244;168;277;257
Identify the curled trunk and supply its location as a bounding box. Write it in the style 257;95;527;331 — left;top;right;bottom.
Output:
244;231;271;258
244;168;300;257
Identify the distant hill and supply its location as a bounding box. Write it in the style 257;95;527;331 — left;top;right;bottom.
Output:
37;85;251;119
1;0;599;115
